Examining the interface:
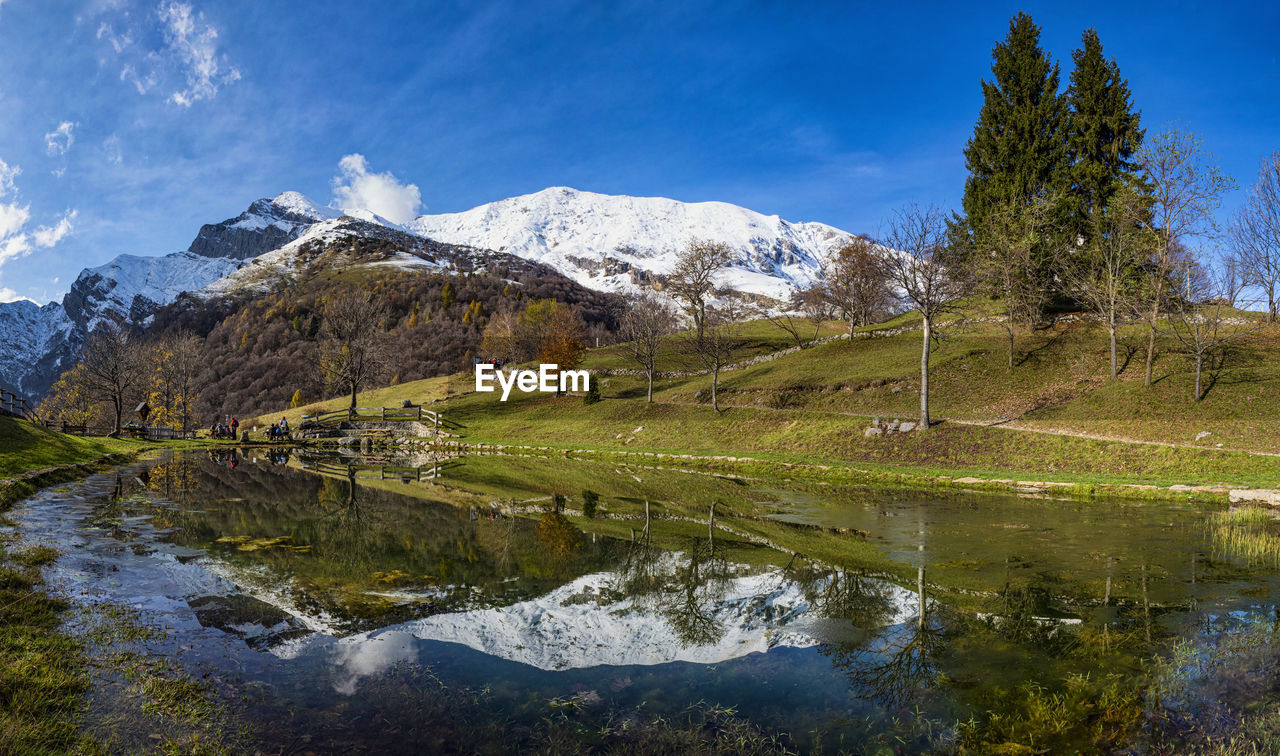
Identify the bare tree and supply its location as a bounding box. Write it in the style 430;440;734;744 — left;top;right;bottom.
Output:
797;284;833;343
1168;258;1257;402
878;204;969;429
667;238;732;342
79;322;145;434
1065;184;1152;379
1232;151;1280;322
619;291;676;402
687;302;743;413
1135;128;1236;386
974;194;1059;368
319;292;392;412
820;236;893;336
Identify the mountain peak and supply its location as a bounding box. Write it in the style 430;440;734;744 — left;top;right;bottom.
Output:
269;191;337;222
405;186;852;299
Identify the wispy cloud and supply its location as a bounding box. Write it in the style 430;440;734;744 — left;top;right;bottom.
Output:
0;288;36;304
0;157;77;268
92;1;240;107
102;134;124;165
45;121;76;157
157;1;241;107
332;154;423;224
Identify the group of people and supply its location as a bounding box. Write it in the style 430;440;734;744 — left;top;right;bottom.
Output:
267;417;290;441
209;416;291;441
210;417;239;440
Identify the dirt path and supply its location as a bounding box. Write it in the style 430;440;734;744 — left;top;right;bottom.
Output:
657;397;1280;459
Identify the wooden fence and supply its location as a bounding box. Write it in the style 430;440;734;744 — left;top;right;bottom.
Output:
300;459;448;482
43;421;195;440
300;405;450;429
0;389;37;422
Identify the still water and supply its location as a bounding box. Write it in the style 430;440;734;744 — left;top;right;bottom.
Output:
7;449;1279;753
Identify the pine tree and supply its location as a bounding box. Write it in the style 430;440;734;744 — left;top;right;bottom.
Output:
441;281;456;308
1066;28;1144;241
962;12;1070;278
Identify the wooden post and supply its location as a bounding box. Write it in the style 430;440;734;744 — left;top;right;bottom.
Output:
381;407;386;420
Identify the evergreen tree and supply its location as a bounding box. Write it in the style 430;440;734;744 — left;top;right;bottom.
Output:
1065;28;1144;240
441;281;456;308
962;12;1070;278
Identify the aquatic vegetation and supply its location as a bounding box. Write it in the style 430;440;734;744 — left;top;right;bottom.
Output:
1210;506;1280;566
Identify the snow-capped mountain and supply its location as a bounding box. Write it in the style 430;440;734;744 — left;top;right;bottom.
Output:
0;192;325;398
405;186;852;299
0;186;854;401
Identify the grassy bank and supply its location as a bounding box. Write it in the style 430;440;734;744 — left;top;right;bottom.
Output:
0;415;145;480
256;303;1280;494
0;537;94;754
439;390;1280;492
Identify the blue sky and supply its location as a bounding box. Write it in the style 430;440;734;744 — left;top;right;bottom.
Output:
0;0;1275;304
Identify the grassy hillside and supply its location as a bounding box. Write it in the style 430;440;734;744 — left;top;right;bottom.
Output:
264;302;1280;489
0;416;142;479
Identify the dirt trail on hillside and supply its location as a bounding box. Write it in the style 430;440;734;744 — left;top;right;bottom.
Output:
656;398;1280;459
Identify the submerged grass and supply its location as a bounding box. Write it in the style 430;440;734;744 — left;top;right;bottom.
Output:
1210;507;1280;567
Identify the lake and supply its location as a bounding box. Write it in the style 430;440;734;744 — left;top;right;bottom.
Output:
7;448;1279;753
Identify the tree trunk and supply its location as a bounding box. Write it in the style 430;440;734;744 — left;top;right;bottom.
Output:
919;316;931;430
350;383;358;411
711;366;720;412
1108;324;1117;380
1195;351;1203;401
646;371;653;403
1144;305;1159;387
113;397;123;434
848;318;855;339
1007;316;1015;370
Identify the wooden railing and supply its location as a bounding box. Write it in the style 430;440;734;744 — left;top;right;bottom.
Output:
0;389;37;422
300;405;450;429
300;459;449;482
43;421;195;440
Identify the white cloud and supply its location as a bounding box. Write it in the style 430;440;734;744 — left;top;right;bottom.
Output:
0;159;76;268
0;287;36;304
120;62;158;95
32;211;77;247
45;121;76;162
158;1;241;107
92;2;239;107
0;202;30;239
96;21;133;53
0;159;19;197
103;134;123;165
331;154;423;224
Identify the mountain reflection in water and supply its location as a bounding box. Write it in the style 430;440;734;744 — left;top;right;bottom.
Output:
8;448;1279;754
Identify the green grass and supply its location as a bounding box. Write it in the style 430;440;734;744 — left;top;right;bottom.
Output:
0;541;96;754
250;374;456;429
264;302;1280;493
440;388;1280;491
0;415;143;480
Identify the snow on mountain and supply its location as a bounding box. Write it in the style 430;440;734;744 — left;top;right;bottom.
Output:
269;566;919;678
0;299;75;395
404;187;854;300
187;191;340;260
0;186;857;400
64;251;243;332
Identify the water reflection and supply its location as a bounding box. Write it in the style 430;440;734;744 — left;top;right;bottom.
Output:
11;449;1280;753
